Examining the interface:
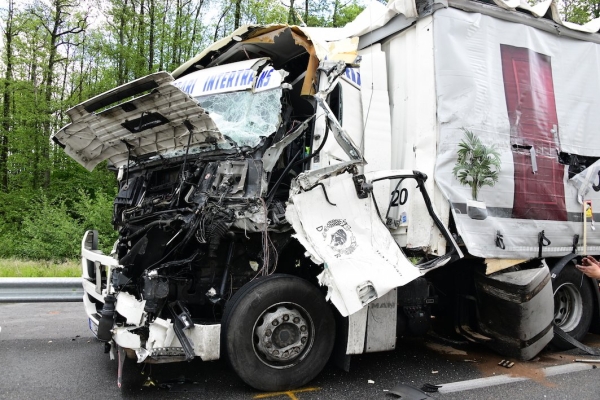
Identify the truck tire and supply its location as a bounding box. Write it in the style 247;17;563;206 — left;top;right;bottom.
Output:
221;274;335;391
551;262;593;349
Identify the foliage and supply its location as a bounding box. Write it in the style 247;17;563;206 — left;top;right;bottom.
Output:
16;195;83;260
452;129;502;201
0;189;117;261
560;0;600;24
0;0;370;262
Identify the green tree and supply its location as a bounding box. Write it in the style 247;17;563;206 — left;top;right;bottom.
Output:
561;0;600;24
452;130;502;201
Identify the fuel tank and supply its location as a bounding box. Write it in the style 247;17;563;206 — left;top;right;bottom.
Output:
474;265;553;360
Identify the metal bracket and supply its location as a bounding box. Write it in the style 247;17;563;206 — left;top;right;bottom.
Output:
538;230;551;258
352;174;372;199
495;231;505;250
572;234;580;254
529;146;538;174
593;170;600;192
167;302;195;361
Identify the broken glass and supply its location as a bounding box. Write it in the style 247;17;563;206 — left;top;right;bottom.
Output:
196;88;282;148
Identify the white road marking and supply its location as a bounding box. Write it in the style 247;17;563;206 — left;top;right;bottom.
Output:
437;363;597;394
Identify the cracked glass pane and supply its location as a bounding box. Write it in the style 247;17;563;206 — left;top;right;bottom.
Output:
196;88;282;148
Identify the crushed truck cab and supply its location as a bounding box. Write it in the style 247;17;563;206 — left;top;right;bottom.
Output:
55;0;600;392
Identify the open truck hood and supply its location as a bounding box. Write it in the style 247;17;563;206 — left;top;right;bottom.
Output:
52;59;280;171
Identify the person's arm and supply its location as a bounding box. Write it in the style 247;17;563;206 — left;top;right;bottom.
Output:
576;256;600;280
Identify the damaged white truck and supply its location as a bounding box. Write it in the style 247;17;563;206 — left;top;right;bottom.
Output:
52;0;600;391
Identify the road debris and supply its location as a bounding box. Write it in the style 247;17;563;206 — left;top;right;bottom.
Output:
498;360;515;368
158;376;203;392
388;383;434;399
574;358;600;363
421;383;441;393
143;377;156;387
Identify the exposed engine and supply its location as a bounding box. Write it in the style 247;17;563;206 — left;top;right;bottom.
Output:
107;143;314;329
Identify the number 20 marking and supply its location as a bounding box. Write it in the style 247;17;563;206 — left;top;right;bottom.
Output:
390;188;408;207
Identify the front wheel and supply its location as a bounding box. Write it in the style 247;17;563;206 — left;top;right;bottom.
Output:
221;274;335;391
551;262;593;349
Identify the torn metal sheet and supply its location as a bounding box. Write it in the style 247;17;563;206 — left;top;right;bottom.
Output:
314;89;363;163
52;58;285;172
113;316;220;363
113;327;142;349
115;292;147;326
286;172;421;316
52;72;223;171
291;160;361;192
147;317;176;353
569;159;600;204
262;116;314;173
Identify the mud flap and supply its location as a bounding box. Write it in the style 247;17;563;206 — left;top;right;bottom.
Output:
553;324;600;356
117;345;126;388
286;172;421;316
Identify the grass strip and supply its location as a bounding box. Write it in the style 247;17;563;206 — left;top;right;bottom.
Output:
0;259;80;277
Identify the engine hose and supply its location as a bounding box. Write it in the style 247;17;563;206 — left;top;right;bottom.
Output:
266;148;302;205
290;123;330;171
121;218;176;242
265;123;330;205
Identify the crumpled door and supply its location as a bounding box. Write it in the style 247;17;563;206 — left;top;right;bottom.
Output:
286;171;423;316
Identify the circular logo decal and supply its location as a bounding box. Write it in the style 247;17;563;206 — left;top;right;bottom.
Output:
322;219;357;256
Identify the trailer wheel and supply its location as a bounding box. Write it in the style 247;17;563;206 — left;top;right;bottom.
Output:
221;274;335;391
551;262;593;349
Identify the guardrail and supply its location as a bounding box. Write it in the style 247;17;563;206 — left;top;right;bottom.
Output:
0;278;83;303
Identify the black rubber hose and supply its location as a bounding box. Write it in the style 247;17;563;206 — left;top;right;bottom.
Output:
121;218;176;242
266;148;303;205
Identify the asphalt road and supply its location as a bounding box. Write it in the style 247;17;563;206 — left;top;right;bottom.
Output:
1;302;600;400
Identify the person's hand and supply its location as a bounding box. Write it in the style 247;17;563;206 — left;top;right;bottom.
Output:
576;256;600;279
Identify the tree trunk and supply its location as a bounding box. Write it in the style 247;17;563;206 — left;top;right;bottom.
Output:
332;0;339;27
118;0;128;85
136;0;146;77
0;0;15;192
304;0;309;25
234;0;241;29
288;0;296;24
148;0;155;72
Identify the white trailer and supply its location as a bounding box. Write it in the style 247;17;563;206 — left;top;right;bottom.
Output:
53;0;600;391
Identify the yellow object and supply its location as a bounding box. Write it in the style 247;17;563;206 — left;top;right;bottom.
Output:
585;201;593;218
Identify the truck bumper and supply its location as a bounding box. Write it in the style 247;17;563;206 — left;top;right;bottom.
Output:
81;230;221;363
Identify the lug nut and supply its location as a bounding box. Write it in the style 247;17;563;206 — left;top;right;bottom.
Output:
300;325;307;332
272;319;279;326
283;351;289;358
293;317;300;323
301;337;307;344
265;329;272;337
283;314;289;321
273;350;279;356
266;342;272;348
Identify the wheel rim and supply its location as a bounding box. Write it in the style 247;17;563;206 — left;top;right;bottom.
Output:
553;282;583;332
252;302;315;369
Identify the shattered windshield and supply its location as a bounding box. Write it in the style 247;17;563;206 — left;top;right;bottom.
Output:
196;88;283;148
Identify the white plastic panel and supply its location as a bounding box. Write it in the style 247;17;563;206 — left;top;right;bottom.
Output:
381;16;449;255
